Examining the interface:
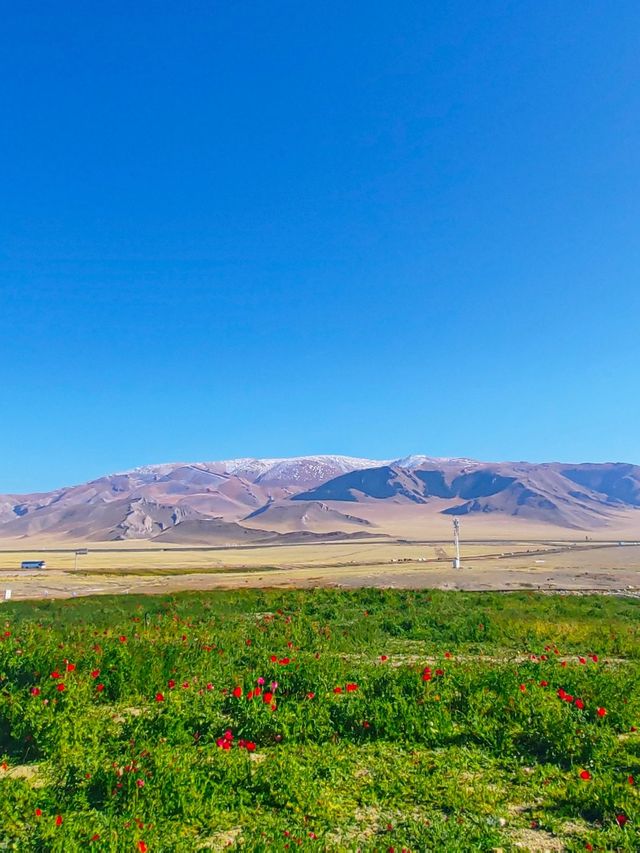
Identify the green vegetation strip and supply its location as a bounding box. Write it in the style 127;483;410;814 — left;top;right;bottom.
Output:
0;589;639;851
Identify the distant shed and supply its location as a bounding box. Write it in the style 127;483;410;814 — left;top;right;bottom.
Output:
21;560;46;570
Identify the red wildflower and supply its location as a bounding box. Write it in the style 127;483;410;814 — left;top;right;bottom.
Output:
540;680;548;687
91;669;100;679
519;684;526;693
155;692;164;702
136;778;145;788
232;686;242;699
206;683;213;690
119;635;127;643
167;679;176;689
55;815;63;826
247;689;255;700
66;663;76;672
50;670;61;679
279;657;290;665
96;683;105;692
333;687;343;694
270;655;278;662
597;707;606;717
579;657;586;665
30;687;41;696
591;654;599;662
245;741;256;752
306;692;315;699
56;683;65;692
616;814;628;827
628;775;635;785
35;808;42;817
435;668;445;677
138;843;148;853
181;681;189;689
346;683;358;692
444;651;452;659
263;691;274;703
579;770;592;780
575;699;584;710
381;655;388;661
91;834;100;841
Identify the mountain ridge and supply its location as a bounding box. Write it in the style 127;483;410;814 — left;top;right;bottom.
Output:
1;455;638;541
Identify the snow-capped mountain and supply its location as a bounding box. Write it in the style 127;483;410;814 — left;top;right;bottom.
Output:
0;455;638;540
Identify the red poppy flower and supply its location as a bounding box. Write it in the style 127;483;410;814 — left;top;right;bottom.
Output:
263;691;274;703
333;687;343;694
591;654;598;663
435;668;444;677
597;707;606;717
279;657;290;665
138;843;148;853
30;687;41;696
181;681;189;689
91;669;100;679
346;683;358;692
66;663;76;672
206;683;213;690
306;692;315;699
579;657;586;665
540;680;548;687
50;670;61;679
270;655;278;662
35;808;42;817
628;775;635;785
91;834;100;841
155;692;164;702
381;655;388;661
245;741;256;752
167;679;176;689
55;815;63;826
519;684;526;692
247;689;255;700
56;683;65;692
616;814;628;827
96;683;105;692
119;635;127;643
575;699;584;710
232;686;242;699
579;770;592;780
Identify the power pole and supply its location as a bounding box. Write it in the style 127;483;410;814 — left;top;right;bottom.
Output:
453;518;461;569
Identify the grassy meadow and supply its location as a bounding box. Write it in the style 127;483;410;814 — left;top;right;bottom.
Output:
0;589;639;851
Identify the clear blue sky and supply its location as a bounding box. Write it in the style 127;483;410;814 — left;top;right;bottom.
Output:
1;1;639;493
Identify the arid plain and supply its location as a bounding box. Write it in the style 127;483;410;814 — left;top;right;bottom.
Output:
2;510;638;601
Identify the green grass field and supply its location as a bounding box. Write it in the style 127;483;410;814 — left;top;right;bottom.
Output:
1;589;639;851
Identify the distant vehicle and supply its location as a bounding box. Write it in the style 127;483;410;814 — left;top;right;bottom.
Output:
21;560;46;570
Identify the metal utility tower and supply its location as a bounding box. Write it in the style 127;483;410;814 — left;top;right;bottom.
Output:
452;518;461;569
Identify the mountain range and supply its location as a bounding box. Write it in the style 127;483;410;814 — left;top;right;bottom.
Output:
0;455;638;543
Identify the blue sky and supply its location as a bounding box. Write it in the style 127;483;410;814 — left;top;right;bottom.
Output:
1;1;639;492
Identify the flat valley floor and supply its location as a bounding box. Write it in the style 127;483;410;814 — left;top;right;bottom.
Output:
0;537;639;601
